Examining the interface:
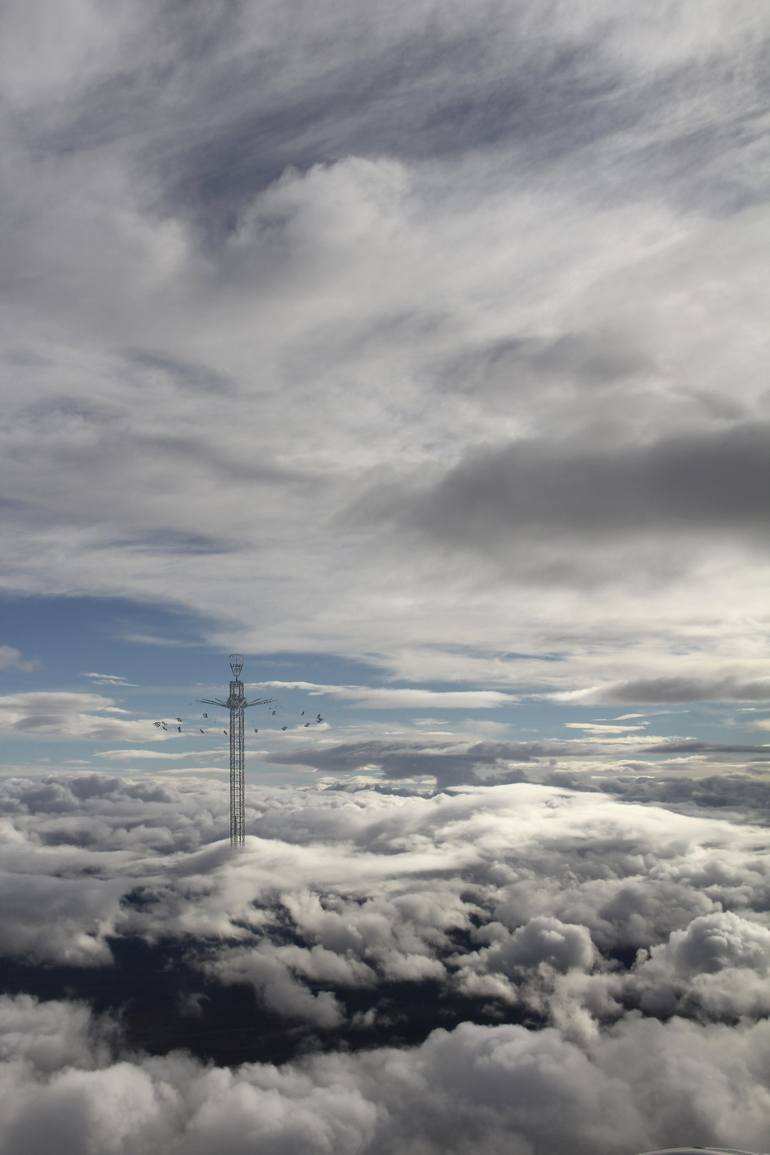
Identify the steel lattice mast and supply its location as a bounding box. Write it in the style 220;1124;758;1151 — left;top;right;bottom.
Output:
199;655;271;848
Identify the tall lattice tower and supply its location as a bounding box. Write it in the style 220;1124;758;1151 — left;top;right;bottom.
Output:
200;655;271;848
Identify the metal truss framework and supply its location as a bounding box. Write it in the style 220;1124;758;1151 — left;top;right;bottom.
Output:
200;655;271;848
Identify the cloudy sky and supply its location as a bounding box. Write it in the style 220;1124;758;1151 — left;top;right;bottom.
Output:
3;0;770;783
2;2;770;1151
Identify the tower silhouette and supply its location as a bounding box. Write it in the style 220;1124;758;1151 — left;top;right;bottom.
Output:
200;655;271;847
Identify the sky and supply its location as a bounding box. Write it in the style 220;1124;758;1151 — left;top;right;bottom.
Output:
2;0;770;788
2;2;770;1153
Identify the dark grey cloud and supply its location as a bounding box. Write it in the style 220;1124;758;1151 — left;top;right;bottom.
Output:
269;727;770;790
643;740;770;757
571;675;770;705
380;423;770;560
268;736;590;787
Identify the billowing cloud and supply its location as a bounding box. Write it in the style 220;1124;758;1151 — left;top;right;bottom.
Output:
1;772;769;1010
624;910;770;1020
0;771;769;1150
4;975;770;1154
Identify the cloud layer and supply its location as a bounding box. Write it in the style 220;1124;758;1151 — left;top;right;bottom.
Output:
5;992;770;1155
2;773;770;1152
